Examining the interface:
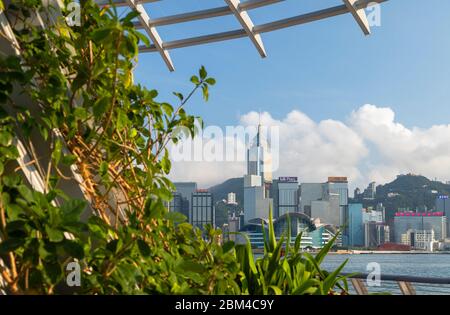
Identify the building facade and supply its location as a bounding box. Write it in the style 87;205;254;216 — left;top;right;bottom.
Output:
436;195;450;236
191;189;215;229
243;124;273;224
401;229;436;251
172;182;197;218
227;192;237;205
299;183;323;217
348;203;364;247
271;177;299;218
364;222;389;248
324;177;349;228
393;212;447;243
311;194;340;227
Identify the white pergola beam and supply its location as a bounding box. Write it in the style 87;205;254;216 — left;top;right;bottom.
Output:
130;0;285;29
126;0;174;71
343;0;371;35
98;0;388;70
139;0;387;53
225;0;267;58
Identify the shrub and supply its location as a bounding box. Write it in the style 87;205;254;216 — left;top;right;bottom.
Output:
0;0;348;295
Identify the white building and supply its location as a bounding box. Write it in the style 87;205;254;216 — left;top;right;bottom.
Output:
227;192;237;205
243;124;273;225
401;229;436;251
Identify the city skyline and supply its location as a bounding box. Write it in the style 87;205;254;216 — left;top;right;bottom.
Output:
128;1;450;190
168;104;450;191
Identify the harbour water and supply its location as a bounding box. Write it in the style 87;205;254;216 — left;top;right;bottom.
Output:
322;253;450;295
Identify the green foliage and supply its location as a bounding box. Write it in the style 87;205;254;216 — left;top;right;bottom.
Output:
352;174;450;220
234;207;349;295
0;0;347;295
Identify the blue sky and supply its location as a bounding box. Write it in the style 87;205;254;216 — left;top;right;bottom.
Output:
130;1;450;188
134;0;450;129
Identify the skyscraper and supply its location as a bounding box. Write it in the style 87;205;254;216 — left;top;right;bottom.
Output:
436;195;450;235
323;177;349;228
247;124;273;185
172;182;197;218
348;203;364;247
363;182;376;200
191;189;215;229
299;183;324;216
272;177;299;218
243;123;273;224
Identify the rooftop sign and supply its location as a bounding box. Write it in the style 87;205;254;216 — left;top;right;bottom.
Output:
394;212;444;217
328;176;348;183
279;177;298;183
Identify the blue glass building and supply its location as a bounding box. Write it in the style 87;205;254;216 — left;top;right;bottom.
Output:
347;203;364;247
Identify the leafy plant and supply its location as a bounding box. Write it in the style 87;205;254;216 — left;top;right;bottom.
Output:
234;206;350;295
0;0;350;295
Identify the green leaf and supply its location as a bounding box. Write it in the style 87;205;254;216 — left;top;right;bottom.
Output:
43;261;63;283
45;226;64;243
135;31;150;47
116;109;129;131
63;239;85;259
61;154;77;166
5;220;28;238
315;231;339;265
177;260;206;273
199;66;207;80
269;285;282;295
91;27;114;43
99;161;109;182
61;199;86;223
205;78;216;86
190;75;200;85
201;84;209;101
52;139;63;165
17;184;34;203
222;240;235;253
137;239;151;257
0;130;13;146
93;96;110;118
173;92;184;101
121;10;141;24
323;259;348;294
164;211;186;223
0;238;25;253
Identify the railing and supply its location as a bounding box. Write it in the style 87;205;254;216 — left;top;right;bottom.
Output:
343;273;450;295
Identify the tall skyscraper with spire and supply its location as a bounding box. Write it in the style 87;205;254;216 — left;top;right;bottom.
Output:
243;122;273;225
247;123;273;185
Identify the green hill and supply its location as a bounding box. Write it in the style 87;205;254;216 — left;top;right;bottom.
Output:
352;174;450;220
209;177;243;205
208;177;243;228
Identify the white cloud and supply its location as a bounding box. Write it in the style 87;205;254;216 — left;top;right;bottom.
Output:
169;104;450;189
350;104;450;186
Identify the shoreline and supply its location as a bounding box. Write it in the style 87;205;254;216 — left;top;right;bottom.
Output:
327;250;450;255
